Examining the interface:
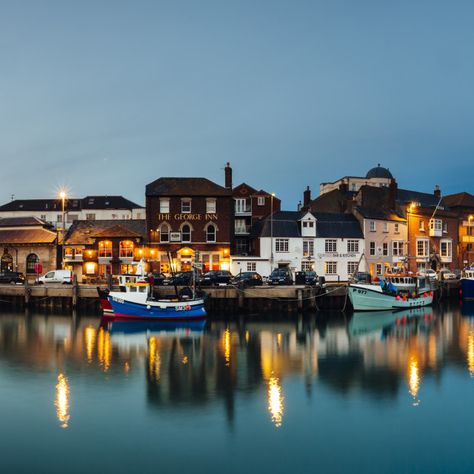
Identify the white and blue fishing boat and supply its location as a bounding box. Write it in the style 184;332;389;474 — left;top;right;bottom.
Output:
106;260;207;321
461;268;474;300
348;277;433;311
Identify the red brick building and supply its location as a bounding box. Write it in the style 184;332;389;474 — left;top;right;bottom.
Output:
146;166;233;273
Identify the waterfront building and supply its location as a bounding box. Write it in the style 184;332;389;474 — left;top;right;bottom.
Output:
230;211;364;281
443;192;474;267
0;217;58;278
0;196;144;230
145;165;233;273
64;219;146;282
232;182;281;257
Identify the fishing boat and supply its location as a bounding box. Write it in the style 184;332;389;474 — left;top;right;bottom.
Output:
460;268;474;300
348;277;433;311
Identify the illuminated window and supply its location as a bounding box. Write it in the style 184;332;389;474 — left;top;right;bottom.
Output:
98;241;112;258
119;240;134;258
419;220;425;231
303;240;314;256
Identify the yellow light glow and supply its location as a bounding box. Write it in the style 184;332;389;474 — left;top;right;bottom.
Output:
222;328;231;367
97;328;111;372
124;361;130;373
468;331;474;376
268;375;284;428
148;337;161;380
84;325;96;363
223;248;229;256
55;373;70;429
182;356;189;365
220;262;230;271
276;333;282;349
408;355;421;404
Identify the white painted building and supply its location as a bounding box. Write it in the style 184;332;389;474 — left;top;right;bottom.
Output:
0;196;144;230
231;211;365;282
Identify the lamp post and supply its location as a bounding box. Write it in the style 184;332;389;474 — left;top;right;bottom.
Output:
270;193;275;272
468;214;474;266
59;191;66;269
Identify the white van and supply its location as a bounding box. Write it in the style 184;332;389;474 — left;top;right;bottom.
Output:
38;270;73;284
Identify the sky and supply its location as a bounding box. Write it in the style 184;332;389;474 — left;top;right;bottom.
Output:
1;0;473;209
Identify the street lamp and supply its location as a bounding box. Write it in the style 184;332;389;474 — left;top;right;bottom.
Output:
270;193;276;272
468;215;474;265
59;190;67;269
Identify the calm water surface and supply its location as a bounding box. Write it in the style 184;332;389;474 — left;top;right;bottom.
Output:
1;303;474;473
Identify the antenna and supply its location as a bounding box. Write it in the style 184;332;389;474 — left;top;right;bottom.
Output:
11;194;14;201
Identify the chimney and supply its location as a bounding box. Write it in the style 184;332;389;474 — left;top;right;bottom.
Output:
225;162;232;189
434;185;441;199
303;186;311;207
389;179;398;209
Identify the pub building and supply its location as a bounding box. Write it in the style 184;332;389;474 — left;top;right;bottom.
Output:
145;165;234;273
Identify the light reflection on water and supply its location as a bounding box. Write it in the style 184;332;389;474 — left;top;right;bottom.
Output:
1;303;474;472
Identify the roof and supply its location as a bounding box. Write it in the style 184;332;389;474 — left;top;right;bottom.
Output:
0;228;57;244
365;165;393;179
65;220;146;245
397;188;443;208
0;216;50;227
146;177;231;197
355;207;406;222
443;192;474;209
0;196;143;212
254;211;363;239
307;188;352;213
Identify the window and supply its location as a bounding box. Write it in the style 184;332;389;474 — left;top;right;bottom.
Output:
383;222;389;233
394;223;399;233
440;240;452;258
376;263;383;276
98;241;112;258
443;222;448;233
234;219;247;234
275;239;289;252
392;241;404;256
430;219;442;232
347;262;358;276
416;239;429;257
419;220;425;231
303;221;307;228
369;221;376;232
181;198;191;213
235;199;248;213
206;224;216;242
119;240;134;258
369;241;376;256
382;242;389;256
235;238;248;255
160;199;170;213
181;224;191;243
26;254;39;273
57;214;62;222
1;253;13;272
40;214;46;220
67;214;78;223
247;262;256;271
325;262;337;274
86;213;96;220
257;196;265;206
302;261;313;271
160;224;170;243
325;239;337;253
303;240;314;256
347;240;359;252
206;198;216;213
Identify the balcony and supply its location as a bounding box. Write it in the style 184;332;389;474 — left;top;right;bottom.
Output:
234;202;252;216
429;219;442;237
234;224;251;235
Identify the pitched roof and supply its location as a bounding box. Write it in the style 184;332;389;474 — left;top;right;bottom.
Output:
0;196;143;212
0;216;50;227
255;211;302;238
65;220;146;245
307;188;352;213
0;228;57;244
443;192;474;209
397;188;443;208
355;207;406;222
146;177;231;197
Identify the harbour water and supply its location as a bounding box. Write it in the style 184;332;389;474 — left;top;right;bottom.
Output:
1;303;474;473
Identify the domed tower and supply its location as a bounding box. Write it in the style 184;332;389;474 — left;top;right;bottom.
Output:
365;164;393;180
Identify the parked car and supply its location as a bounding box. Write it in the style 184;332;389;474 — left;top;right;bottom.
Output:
232;271;263;287
295;271;319;286
439;269;457;280
162;271;195;286
0;271;25;284
418;269;438;281
38;269;73;284
269;268;293;285
199;270;233;287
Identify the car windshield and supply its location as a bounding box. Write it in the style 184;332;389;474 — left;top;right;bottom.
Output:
272;269;288;276
306;272;316;277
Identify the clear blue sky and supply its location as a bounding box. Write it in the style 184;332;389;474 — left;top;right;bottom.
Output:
1;0;473;208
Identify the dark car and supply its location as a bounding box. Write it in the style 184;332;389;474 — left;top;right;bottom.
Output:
162;271;195;286
0;271;25;284
269;268;293;285
199;270;233;287
295;271;319;286
232;271;263;287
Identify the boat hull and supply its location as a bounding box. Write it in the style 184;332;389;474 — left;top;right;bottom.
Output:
109;295;207;320
461;278;474;300
348;284;433;311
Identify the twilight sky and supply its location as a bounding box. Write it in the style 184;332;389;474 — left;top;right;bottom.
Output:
1;0;473;209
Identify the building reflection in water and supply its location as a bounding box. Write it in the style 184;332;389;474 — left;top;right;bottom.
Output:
407;354;421;406
222;328;231;367
268;375;284;428
148;337;161;381
467;331;474;376
97;327;111;372
55;373;70;429
84;326;96;363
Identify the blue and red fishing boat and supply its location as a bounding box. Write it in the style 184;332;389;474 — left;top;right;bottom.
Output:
461;268;474;300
